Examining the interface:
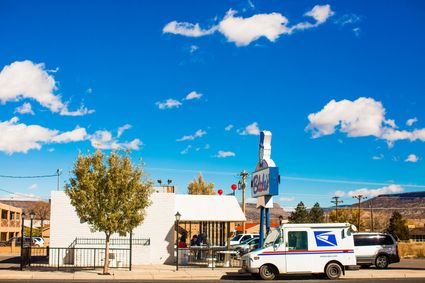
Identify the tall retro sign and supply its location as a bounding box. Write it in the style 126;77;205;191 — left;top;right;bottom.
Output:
251;131;280;247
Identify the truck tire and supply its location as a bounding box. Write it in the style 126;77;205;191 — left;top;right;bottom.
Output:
259;264;278;280
325;262;343;280
375;255;389;269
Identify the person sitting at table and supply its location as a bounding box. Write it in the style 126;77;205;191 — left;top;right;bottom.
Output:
190;235;198;246
178;235;187;248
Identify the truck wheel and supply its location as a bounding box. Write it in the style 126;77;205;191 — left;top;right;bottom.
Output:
375;255;389;269
325;262;342;280
259;264;278;280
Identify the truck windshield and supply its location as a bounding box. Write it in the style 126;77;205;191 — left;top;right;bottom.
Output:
264;229;280;247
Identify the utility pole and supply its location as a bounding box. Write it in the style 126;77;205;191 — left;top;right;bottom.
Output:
352;195;367;231
369;199;374;232
56;169;62;191
331;196;343;222
239;170;249;234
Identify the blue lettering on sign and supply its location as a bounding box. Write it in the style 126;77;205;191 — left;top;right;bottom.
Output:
314;231;337;247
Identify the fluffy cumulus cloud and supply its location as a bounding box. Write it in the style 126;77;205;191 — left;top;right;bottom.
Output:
117;124;132;138
155;98;182;110
238;122;260;135
14;102;34;115
177;129;207;141
405;154;419;163
215;150;236;158
163;21;216;37
89;130;141;150
163;4;334;46
184;91;203;100
335;184;404;198
306;97;425;146
0;117;86;154
0;60;94;116
406;117;418;127
0;117;141;154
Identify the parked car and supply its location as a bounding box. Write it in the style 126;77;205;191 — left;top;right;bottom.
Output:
234;237;260;255
230;234;259;246
32;237;45;247
353;232;400;269
4;237;31;247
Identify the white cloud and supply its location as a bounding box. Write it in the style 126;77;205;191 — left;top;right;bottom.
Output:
0;193;43;201
164;4;334;46
218;9;291;46
0;117;86;154
155;99;182;110
405;154;419;163
204;144;210;149
0;117;141;154
372;154;384;160
0;60;93;116
189;45;199;53
51;127;87;143
163;21;216;37
184;91;203;100
306;97;425;146
334;185;404;198
28;183;38;190
225;124;234;131
238;122;260;135
180;145;192;155
406;117;418;127
14;102;34;115
335;13;361;26
215;150;236;158
305;4;334;25
177;129;207;141
279;196;295;202
86;88;93;94
89;130;142;150
333;190;346;198
117;124;132;138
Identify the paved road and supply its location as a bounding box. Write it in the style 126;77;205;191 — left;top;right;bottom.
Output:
0;279;424;282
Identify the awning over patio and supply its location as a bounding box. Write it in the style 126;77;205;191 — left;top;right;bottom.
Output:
175;195;246;222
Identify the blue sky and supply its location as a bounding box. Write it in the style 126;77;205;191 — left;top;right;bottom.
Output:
0;0;424;209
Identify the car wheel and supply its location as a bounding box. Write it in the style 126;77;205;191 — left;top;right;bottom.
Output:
325;262;343;280
259;264;278;280
375;255;389;269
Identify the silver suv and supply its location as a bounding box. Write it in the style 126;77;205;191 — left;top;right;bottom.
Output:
353;232;400;269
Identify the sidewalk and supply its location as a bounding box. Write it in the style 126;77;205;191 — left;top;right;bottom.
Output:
0;265;425;280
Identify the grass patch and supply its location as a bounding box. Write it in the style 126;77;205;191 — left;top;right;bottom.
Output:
398;242;425;258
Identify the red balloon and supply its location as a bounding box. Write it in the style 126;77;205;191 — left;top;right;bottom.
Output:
231;184;237;191
218;189;223;195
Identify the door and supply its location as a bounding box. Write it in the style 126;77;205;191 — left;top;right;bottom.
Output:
285;230;311;272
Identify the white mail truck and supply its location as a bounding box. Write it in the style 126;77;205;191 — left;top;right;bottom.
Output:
240;223;358;280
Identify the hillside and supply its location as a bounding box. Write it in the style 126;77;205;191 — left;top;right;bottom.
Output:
243;202;290;222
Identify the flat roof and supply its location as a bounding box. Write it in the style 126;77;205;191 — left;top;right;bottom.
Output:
175;195;246;222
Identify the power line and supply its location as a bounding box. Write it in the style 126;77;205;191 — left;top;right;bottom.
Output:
0;188;44;200
0;173;57;179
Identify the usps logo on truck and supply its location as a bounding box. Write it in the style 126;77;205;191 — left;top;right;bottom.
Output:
314;231;337;247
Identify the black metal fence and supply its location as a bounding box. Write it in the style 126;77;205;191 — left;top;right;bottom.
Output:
22;247;130;270
178;246;241;269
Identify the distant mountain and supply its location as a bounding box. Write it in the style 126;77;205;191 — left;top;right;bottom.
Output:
243;202;290;222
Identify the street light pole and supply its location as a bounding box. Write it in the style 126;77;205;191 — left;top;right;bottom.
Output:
175;212;181;271
239;170;248;234
29;211;35;267
20;212;26;270
331;196;343;222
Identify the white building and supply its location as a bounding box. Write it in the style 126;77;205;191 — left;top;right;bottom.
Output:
50;191;245;265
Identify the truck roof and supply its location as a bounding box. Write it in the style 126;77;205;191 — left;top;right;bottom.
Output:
280;223;352;229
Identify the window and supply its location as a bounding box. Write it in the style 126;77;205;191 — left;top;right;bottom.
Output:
231;235;243;241
240;235;250;242
354;234;394;246
378;235;394;245
288;231;308;250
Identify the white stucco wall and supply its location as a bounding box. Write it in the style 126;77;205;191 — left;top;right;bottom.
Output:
50;191;175;264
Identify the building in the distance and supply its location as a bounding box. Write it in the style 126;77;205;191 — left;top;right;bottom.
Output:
0;202;22;241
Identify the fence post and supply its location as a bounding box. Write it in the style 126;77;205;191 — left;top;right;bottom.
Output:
94;249;96;270
129;231;132;271
57;249;60;270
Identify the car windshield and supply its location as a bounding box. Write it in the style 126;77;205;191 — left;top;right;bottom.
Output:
231;235;243;241
264;229;280;247
240;237;254;244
